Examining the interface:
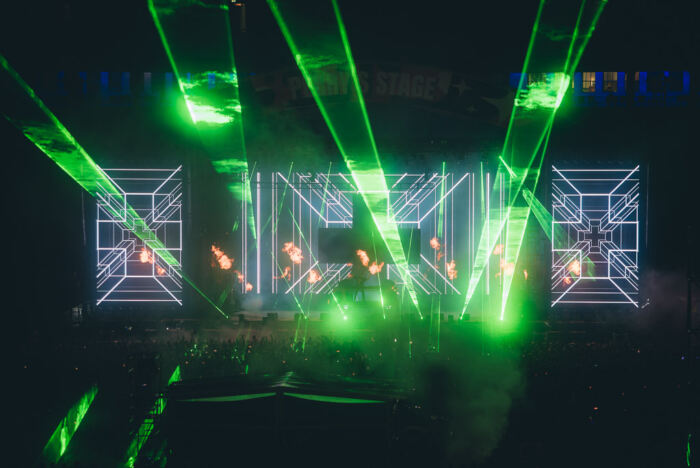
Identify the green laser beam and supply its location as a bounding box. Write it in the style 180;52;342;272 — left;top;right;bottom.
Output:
41;385;98;464
123;366;180;468
499;124;551;319
428;162;447;348
0;53;227;318
522;186;595;278
460;0;607;320
500;0;546;158
496;0;607;317
149;0;256;240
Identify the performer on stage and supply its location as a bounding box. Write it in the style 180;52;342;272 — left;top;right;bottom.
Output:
336;255;370;302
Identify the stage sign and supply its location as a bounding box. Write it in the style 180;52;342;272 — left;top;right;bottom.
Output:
96;167;183;305
551;166;640;306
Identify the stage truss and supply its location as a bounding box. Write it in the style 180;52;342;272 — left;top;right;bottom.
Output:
242;172;474;296
551;166;640;306
96;167;183;305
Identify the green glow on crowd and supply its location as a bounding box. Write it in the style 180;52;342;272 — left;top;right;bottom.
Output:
0;53;227;318
284;393;383;404
41;385;98;464
149;0;256;240
268;0;421;313
123;366;181;468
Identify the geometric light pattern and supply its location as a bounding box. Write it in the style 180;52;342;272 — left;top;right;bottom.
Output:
551;166;640;306
97;167;183;305
269;172;473;296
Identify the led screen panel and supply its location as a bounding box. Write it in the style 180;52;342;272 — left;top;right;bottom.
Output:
96;167;183;304
247;171;473;295
551;166;640;306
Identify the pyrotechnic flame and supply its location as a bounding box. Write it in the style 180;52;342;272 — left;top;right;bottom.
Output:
356;249;370;267
430;237;441;251
245;282;253;292
523;269;528;280
274;266;291;280
496;259;515;277
563;276;572;285
282;242;303;264
139;248;152;264
234;270;245;283
446;260;457;280
504;262;515;276
437;251;444;261
567;259;581;276
211;245;233;270
307;269;321;284
369;261;385;275
493;244;504;255
140;248;166;276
